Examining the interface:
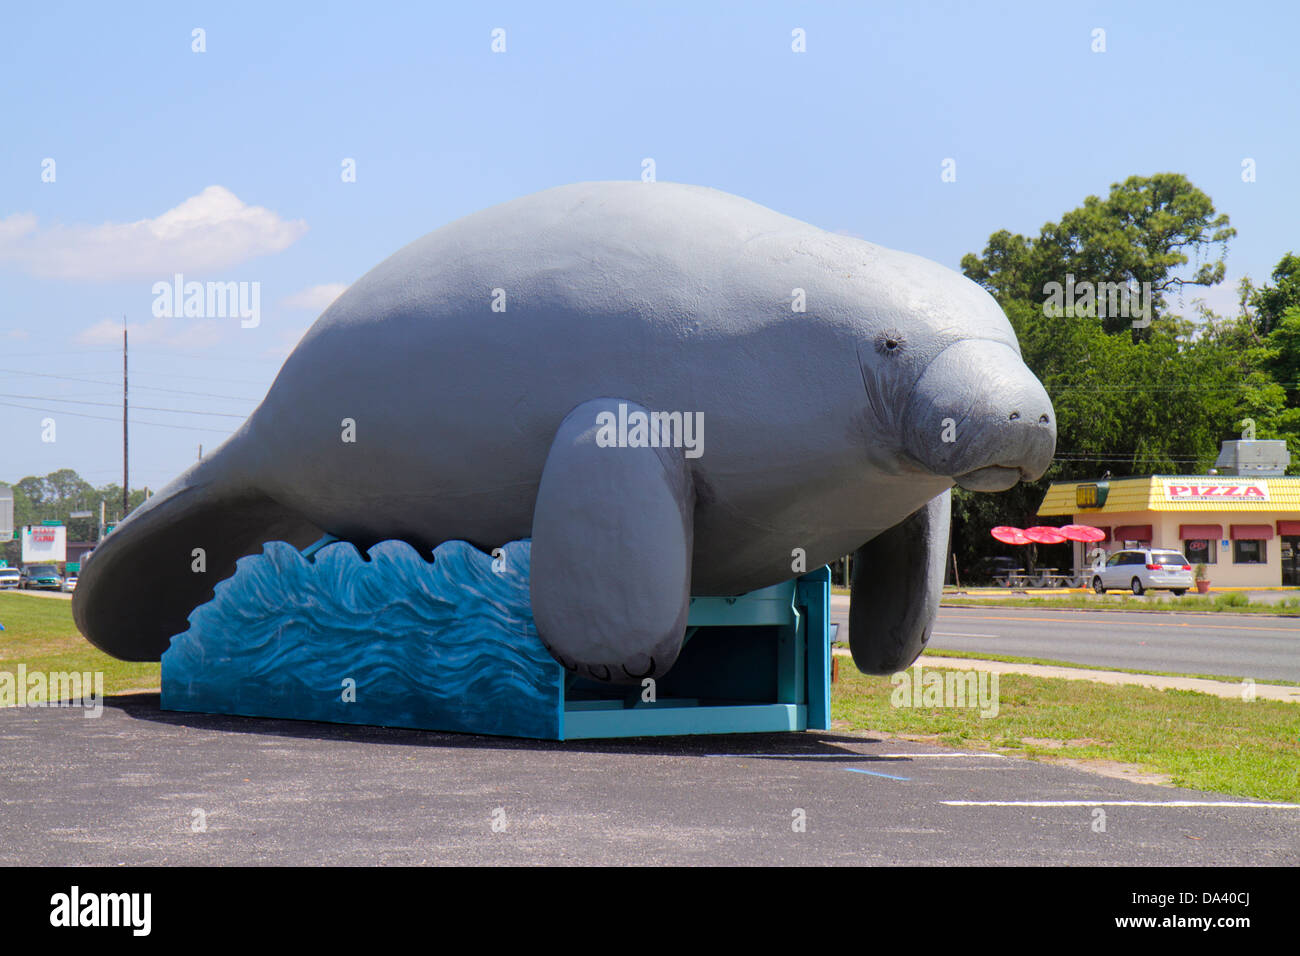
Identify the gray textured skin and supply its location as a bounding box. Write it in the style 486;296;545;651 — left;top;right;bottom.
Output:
850;489;951;673
72;181;1055;682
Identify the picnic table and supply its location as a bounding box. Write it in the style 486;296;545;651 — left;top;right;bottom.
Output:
993;568;1083;588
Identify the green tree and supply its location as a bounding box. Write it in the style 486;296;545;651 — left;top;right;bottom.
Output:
1230;253;1300;469
962;173;1235;335
947;313;1281;577
2;471;152;562
1248;253;1300;336
1256;306;1300;471
96;484;150;522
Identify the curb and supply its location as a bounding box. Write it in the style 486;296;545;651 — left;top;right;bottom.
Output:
936;601;1300;620
833;649;1300;703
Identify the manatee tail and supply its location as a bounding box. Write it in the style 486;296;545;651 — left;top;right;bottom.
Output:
72;451;322;661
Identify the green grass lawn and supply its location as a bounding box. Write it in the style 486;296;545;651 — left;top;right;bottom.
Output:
832;585;1300;615
941;592;1300;615
832;662;1300;802
0;592;160;694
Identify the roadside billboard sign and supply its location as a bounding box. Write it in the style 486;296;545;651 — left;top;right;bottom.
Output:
0;483;12;540
21;524;67;564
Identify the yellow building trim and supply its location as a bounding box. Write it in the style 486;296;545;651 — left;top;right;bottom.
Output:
1038;476;1300;516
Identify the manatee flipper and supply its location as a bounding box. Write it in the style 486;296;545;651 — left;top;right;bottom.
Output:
847;488;951;674
530;399;695;684
72;457;322;662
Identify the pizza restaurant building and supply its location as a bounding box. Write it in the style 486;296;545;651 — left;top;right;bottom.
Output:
1036;475;1300;588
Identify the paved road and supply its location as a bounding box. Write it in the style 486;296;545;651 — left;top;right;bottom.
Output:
0;589;70;600
830;599;1300;682
963;588;1299;604
1;696;1296;866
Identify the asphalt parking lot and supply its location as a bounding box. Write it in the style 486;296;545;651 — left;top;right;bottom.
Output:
2;694;1295;866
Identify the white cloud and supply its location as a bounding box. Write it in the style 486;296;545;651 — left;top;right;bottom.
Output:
75;316;228;350
0;186;307;281
0;213;37;244
3;328;31;340
281;283;348;311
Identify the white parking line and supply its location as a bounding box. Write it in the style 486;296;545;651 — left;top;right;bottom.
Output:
931;631;999;638
703;753;866;759
877;753;1007;759
943;800;1300;808
703;752;1007;759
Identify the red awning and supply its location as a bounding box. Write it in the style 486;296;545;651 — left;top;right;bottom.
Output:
1179;524;1223;539
1230;524;1274;540
1278;520;1300;536
1113;525;1152;541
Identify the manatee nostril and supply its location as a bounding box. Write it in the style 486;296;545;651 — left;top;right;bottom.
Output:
1039;414;1050;424
1009;411;1020;421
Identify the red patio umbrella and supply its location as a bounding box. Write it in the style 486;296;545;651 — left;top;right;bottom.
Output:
1059;524;1107;543
990;526;1030;545
1024;526;1068;545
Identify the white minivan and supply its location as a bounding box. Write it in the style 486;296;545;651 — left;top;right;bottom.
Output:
1092;548;1194;596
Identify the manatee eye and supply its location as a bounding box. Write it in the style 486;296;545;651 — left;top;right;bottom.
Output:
875;332;905;356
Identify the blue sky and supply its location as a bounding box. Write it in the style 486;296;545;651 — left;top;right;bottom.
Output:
2;0;1297;498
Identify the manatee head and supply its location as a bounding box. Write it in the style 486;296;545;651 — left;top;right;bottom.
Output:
848;246;1056;492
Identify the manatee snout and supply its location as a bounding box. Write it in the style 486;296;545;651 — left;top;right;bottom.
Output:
903;340;1056;491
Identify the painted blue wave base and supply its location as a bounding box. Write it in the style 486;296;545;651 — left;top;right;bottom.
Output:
162;538;564;739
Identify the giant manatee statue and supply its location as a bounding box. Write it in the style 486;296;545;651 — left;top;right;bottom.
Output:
73;181;1055;683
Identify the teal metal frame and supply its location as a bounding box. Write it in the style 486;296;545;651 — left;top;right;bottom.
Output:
559;566;833;739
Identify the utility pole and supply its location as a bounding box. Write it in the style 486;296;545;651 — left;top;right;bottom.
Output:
122;318;129;518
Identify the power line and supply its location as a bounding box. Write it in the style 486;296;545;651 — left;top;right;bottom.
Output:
0;392;246;418
0;399;233;434
0;348;121;357
1045;383;1300;391
2;359;273;387
98;368;273;386
0;367;259;402
123;322;128;518
2;346;283;365
1053;455;1211;463
127;345;285;363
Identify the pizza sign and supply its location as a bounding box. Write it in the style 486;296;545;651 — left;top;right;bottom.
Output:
1164;482;1269;501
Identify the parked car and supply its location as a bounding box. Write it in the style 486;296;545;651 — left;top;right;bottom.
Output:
1091;548;1194;596
19;564;64;591
972;555;1020;584
61;574;78;592
0;568;20;590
